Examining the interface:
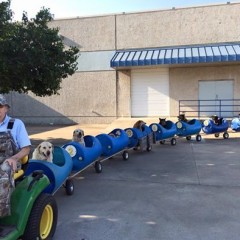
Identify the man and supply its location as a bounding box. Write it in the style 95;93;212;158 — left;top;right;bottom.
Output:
0;94;31;172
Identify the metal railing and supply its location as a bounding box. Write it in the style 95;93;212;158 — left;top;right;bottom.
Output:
179;99;240;118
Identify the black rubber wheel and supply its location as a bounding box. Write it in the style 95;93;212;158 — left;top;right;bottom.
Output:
22;193;58;240
223;132;229;139
65;179;74;196
147;145;152;152
171;138;177;145
186;136;191;141
160;140;165;144
196;134;202;142
122;151;129;160
94;161;102;173
214;133;219;138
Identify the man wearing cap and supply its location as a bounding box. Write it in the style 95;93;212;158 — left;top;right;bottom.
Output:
0;94;31;172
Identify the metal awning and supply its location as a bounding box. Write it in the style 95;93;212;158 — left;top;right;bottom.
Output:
110;43;240;68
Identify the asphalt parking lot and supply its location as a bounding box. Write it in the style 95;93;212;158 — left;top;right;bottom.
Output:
27;123;240;240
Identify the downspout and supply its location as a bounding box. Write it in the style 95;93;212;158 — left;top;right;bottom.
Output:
115;14;119;119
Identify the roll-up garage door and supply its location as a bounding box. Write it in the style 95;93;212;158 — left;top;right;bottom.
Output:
131;68;169;117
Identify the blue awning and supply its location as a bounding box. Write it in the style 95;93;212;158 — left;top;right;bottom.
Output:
110;43;240;68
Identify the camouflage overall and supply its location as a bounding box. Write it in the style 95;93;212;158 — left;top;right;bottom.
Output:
0;119;17;217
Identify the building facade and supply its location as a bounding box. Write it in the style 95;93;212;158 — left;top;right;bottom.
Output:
8;2;240;124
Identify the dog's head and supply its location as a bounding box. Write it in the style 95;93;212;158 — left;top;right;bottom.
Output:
178;113;187;122
159;118;166;126
37;141;53;162
133;120;146;131
73;128;85;142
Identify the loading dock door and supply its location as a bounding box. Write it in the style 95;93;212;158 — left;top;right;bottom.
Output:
131;69;169;117
199;80;233;117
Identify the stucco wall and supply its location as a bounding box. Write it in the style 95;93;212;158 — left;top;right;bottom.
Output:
8;71;117;124
169;64;240;117
116;3;240;49
48;15;116;51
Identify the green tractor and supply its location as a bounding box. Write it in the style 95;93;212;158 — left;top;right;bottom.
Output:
0;146;74;240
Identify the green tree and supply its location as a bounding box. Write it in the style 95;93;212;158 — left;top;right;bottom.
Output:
0;0;80;96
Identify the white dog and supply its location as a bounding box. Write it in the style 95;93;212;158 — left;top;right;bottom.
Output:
72;129;85;147
32;141;54;163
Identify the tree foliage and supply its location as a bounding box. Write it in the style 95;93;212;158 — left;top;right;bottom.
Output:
0;0;80;96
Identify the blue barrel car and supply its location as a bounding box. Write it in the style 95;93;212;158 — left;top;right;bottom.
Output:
62;135;103;174
176;118;202;141
25;146;74;195
125;124;154;151
231;116;240;132
96;128;130;161
149;119;177;145
202;116;229;139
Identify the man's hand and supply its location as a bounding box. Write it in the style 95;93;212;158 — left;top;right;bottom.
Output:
4;158;17;172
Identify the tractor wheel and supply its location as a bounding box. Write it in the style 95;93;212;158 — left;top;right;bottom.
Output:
22;193;58;240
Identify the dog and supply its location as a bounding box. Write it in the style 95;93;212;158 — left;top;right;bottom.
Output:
133;120;146;132
32;141;53;163
72;128;85;147
159;118;167;127
178;113;188;122
211;115;223;126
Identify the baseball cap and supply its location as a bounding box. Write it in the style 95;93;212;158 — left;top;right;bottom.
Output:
0;94;10;108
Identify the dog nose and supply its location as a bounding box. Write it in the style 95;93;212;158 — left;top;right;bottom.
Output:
47;150;50;156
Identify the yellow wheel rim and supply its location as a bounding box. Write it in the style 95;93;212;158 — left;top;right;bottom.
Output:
40;204;53;239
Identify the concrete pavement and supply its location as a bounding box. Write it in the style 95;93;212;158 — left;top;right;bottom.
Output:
25;119;240;240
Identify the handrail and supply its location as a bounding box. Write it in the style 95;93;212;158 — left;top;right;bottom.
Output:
179;99;240;118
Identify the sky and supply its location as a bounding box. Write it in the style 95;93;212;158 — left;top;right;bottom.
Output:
5;0;240;21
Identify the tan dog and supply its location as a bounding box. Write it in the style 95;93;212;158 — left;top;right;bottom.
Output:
72;129;85;147
32;141;54;163
133;120;146;131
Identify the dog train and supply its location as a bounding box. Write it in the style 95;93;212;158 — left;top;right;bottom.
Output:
25;113;240;196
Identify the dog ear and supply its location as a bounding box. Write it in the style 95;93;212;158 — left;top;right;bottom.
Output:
37;143;42;152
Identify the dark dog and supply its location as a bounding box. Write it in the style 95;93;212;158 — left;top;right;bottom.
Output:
211;115;223;126
159;118;167;127
72;129;85;147
133;120;146;131
178;113;188;122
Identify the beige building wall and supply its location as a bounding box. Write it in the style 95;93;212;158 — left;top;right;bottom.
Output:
169;65;240;117
8;71;117;124
116;3;240;49
48;15;116;51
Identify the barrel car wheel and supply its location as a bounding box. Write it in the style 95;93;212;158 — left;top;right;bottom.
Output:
22;193;58;240
147;145;152;152
65;179;74;196
223;132;229;139
122;151;129;160
186;136;191;141
196;134;202;142
171;138;177;145
214;133;220;138
94;161;102;173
